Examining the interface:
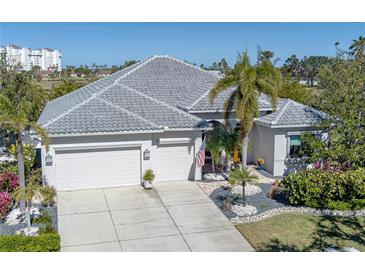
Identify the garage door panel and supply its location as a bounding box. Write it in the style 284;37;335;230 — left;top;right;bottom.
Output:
153;144;194;182
55;147;141;190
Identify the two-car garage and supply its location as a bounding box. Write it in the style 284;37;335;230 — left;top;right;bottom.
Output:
45;133;201;191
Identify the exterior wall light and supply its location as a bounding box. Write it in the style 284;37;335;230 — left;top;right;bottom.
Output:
45;154;53;166
143;149;150;160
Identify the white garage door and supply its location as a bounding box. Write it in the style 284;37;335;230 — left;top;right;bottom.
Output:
55;147;141;190
153;144;194;182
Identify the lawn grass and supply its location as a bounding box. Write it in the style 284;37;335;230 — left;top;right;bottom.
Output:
236;213;365;251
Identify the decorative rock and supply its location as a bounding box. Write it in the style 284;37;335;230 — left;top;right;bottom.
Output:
231;205;258;217
5;207;41;225
16;226;39;236
325;247;360;252
203;173;228;181
231;184;262;196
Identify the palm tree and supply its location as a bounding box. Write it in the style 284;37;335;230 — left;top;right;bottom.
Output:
0;70;49;212
349;36;365;60
205;127;224;173
13;171;42;234
209;50;278;168
228;168;258;206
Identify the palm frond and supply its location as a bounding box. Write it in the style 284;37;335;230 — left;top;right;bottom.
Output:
209;75;238;104
30;122;50;150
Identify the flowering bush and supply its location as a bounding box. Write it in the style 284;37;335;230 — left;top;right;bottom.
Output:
0;192;11;218
0;172;19;193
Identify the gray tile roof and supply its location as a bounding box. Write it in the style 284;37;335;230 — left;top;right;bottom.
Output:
186;87;274;112
255;99;325;128
39;55;321;134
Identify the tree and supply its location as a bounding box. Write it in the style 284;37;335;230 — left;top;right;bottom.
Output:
300;56;332;86
281;54;301;79
205;128;224;173
349;35;365;60
228;168;258;206
48;79;86;100
302;51;365;169
0;69;49;211
209;50;278;168
13;170;42;234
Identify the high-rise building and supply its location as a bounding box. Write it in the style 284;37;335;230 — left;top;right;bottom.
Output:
0;45;62;71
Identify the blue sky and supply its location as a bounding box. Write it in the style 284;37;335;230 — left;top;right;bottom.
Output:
1;22;364;67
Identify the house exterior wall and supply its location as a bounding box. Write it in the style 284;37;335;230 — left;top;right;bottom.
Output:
41;130;202;188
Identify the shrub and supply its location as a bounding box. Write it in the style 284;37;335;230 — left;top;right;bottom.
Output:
282;168;365;210
143;169;155;181
0;233;60;252
0;171;19;193
0;192;12;218
0;160;17;174
33;211;52;225
38;185;57;206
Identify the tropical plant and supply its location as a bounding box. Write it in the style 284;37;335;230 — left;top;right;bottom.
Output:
0;171;19;194
12;173;42;234
349;35;365;60
39;185;57;207
205;127;225;173
143;169;155;182
209;50;278;168
0;192;12;219
0;69;49;211
8;144;36;178
228;168;258;206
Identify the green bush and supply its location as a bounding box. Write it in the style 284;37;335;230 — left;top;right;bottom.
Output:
143;169;155;181
0;233;60;252
282;168;365;210
33;211;52;225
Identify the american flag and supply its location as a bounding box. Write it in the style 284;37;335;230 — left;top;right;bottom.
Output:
196;137;206;168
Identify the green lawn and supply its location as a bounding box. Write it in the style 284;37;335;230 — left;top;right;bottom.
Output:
236;214;365;251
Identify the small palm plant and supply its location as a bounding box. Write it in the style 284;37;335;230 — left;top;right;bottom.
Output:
228;168;258;206
12;174;42;234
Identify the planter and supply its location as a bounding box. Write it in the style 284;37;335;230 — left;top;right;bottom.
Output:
257;165;264;170
143;180;153;190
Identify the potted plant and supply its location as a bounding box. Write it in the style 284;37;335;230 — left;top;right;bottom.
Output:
257;158;265;170
143;169;155;190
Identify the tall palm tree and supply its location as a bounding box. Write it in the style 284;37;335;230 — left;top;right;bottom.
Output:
13;174;42;234
209;50;278;168
0;70;49;212
349;36;365;60
228;168;258;206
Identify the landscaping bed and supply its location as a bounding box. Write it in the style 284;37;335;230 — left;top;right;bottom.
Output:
236;213;365;251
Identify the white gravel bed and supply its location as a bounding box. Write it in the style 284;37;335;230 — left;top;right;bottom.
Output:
5;206;41;225
231;206;365;224
231;205;258;217
203;173;228;181
231;184;262;196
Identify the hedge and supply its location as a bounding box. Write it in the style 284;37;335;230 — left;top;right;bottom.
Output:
0;233;60;252
281;168;365;210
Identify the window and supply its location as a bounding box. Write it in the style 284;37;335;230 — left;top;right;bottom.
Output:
289;135;301;157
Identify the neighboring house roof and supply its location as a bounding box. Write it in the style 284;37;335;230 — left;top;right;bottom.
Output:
39;55;321;135
255;99;325;128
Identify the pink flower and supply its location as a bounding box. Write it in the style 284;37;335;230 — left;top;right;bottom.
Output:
0;172;19;193
0;192;11;218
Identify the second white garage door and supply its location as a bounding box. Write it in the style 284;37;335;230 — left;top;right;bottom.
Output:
153;144;194;182
55;147;141;190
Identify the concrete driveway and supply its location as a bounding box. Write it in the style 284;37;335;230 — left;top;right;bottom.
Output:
57;181;253;252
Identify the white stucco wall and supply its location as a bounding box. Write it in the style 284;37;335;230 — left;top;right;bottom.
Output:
41;130;202;188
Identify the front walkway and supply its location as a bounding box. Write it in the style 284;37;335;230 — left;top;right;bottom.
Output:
57;181;253;251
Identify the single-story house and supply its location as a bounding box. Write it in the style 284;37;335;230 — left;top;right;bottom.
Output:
38;55;323;190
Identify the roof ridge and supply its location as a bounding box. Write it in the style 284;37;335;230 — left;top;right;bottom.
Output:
185;85;216;110
42;56;159;128
271;99;291;125
48;61;141;105
117;83;203;123
157;55;220;77
96;98;161;129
